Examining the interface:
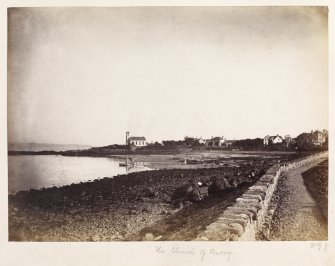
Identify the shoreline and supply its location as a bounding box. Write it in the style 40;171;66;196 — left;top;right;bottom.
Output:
7;148;305;158
8;151;323;241
8;150;302;194
9;157;277;241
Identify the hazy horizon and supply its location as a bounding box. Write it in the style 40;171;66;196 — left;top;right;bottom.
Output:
8;7;328;146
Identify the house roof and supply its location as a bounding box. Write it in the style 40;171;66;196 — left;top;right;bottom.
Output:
269;135;283;140
264;135;284;141
128;136;146;141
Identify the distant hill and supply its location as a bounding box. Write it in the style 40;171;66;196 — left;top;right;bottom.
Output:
8;143;91;152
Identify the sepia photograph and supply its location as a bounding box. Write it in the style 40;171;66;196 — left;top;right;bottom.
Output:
6;4;330;245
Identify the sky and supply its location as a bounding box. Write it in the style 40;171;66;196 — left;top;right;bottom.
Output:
7;7;328;146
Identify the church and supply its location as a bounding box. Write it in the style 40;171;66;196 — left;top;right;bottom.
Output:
125;132;147;147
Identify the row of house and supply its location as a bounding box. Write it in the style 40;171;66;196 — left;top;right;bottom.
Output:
124;133;236;148
264;130;328;147
197;136;225;147
189;136;236;147
124;129;328;149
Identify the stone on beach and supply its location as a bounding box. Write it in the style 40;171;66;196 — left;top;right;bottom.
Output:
91;234;100;242
171;180;203;203
144;233;154;241
208;177;231;196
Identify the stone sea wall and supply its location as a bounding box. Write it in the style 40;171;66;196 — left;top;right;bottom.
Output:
195;151;328;241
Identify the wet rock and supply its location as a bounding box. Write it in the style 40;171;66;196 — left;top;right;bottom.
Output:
91;234;100;242
154;235;163;241
171;183;191;201
229;179;239;188
141;207;150;213
128;209;137;215
110;233;124;241
144;233;154;241
199;180;210;187
171;180;203;203
186;186;203;202
167;209;175;215
208;177;231;196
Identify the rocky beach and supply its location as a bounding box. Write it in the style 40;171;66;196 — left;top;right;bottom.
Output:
8;153;293;242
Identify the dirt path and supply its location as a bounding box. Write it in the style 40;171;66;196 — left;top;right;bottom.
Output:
269;156;328;241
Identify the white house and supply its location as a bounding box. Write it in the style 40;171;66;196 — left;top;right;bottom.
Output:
264;135;284;145
127;136;147;147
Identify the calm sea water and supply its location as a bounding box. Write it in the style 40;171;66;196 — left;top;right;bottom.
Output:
8;155;151;193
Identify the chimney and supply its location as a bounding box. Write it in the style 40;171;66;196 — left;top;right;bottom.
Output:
126;131;130;145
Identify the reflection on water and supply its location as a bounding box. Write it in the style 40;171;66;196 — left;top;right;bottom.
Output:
123;161;147;173
8;155;151;193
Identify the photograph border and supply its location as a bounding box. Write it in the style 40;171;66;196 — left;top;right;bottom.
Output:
1;1;334;265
